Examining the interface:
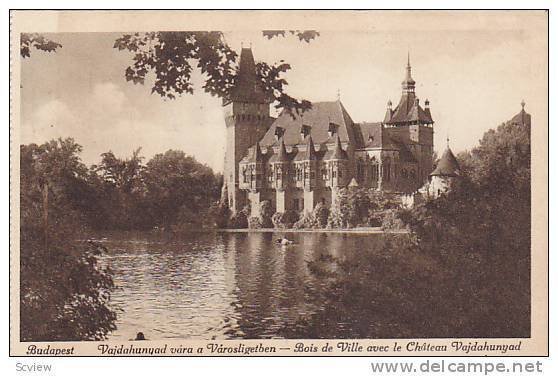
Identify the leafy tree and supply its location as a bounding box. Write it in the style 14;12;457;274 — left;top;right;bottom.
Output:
20;138;117;341
114;31;318;115
143;149;220;228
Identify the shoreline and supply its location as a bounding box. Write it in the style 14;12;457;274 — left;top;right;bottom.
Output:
215;227;409;234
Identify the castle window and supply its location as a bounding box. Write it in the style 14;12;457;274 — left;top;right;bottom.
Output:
356;159;364;182
332;170;337;178
370;164;379;181
321;168;328;180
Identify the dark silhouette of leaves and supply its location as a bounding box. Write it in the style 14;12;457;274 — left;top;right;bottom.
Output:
20;33;62;58
262;30;320;42
114;31;315;115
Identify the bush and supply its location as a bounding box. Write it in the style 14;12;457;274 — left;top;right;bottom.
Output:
248;216;263;229
228;205;249;229
272;210;299;229
380;208;409;232
312;202;330;228
208;199;229;228
259;200;274;228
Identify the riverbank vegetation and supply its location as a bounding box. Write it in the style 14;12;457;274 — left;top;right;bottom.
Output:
282;116;531;338
19;139;223;341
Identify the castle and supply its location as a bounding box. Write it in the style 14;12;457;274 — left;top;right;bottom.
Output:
223;48;449;217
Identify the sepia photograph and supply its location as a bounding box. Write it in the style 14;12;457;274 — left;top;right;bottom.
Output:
9;10;548;356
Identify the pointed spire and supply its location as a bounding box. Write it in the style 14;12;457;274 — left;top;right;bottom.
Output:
329;134;347;160
521;99;526;110
247;142;262;162
276;137;288;162
402;52;416;93
304;135;317;160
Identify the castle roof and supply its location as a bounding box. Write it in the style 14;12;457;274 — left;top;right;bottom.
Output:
431;147;460;177
227;48;268;104
259;100;357;148
384;57;433;125
386;93;433;125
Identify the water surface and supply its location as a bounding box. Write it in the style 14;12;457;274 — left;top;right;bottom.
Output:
100;231;384;340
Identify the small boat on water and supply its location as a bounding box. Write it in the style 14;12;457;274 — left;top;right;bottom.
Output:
275;237;294;246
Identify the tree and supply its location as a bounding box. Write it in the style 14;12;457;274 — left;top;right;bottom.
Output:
143;150;221;228
114;31;318;115
20;138;117;341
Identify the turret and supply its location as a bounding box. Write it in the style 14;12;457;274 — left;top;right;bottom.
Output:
428;142;461;198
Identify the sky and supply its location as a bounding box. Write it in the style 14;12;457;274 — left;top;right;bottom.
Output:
20;12;547;173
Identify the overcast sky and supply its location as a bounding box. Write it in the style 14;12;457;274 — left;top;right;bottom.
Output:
20;12;547;173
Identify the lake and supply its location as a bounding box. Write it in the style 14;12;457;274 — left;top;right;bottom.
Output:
100;231;386;340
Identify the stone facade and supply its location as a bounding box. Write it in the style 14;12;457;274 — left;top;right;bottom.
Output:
224;48;436;215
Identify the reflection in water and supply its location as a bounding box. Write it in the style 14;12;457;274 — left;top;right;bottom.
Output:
101;231;384;340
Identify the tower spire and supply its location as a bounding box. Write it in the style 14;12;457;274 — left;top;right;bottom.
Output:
402;52;415;93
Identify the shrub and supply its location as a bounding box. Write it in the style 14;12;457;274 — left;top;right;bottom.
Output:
272;210;299;229
380;208;409;232
208;199;229;228
248;216;263;229
312;202;330;228
259;200;274;228
228;205;249;229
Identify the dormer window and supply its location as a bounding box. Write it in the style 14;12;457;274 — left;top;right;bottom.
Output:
328;122;338;138
274;126;285;141
300;124;311;140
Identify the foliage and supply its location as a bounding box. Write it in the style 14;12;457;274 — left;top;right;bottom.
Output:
262;30;320;42
20;33;61;58
248;216;263;229
229;205;250;229
271;210;299;229
327;188;397;228
259;200;274;228
209;198;230;229
20;138;117;341
293;203;330;229
114;31;315;115
142;150;220;228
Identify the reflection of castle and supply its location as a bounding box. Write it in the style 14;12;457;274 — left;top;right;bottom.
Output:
223;48;441;215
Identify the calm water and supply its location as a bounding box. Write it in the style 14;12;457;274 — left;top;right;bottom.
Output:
100;231;385;340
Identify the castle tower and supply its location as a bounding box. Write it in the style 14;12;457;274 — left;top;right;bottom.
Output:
428;140;461;198
383;55;434;188
223;47;271;213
